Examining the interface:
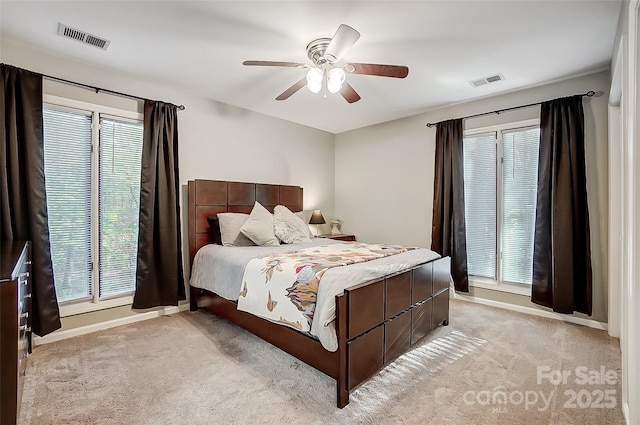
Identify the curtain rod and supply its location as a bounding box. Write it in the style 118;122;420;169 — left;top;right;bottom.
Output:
425;90;596;128
43;74;185;111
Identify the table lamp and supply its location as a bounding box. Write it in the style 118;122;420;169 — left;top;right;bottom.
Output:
309;210;326;236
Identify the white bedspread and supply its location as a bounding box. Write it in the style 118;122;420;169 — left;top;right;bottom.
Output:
190;239;440;352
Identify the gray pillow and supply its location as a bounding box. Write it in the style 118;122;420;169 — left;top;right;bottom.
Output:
217;213;255;246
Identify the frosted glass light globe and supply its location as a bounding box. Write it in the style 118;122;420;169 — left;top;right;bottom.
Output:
306;68;324;93
327;68;346;94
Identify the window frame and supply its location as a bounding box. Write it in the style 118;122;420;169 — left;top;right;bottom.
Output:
44;94;143;317
464;118;540;296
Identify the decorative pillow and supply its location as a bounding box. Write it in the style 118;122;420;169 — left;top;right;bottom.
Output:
206;216;223;245
274;205;313;244
240;201;280;246
217;213;255;247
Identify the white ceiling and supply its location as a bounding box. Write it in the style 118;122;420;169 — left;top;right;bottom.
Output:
0;1;621;134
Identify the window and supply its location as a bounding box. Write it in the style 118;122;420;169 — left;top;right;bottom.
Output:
43;96;143;311
463;121;540;293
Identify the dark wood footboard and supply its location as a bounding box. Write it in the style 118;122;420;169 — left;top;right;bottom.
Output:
334;256;450;407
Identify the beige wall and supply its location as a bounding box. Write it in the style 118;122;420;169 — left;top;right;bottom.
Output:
1;38;335;332
335;71;610;324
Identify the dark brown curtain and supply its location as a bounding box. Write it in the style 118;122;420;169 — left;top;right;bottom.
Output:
133;100;185;308
0;64;61;335
532;95;592;315
431;118;469;292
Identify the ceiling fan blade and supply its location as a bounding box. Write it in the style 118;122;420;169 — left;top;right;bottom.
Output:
324;24;360;63
345;63;409;78
340;82;361;103
276;78;307;101
243;60;308;68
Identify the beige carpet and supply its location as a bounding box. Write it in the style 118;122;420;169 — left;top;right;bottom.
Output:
20;300;624;425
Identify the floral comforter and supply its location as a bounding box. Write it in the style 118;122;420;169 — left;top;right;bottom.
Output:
236;242;414;333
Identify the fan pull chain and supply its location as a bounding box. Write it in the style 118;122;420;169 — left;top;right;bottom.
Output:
323;72;327;99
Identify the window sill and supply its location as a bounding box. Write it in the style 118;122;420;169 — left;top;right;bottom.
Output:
59;294;134;318
470;277;531;296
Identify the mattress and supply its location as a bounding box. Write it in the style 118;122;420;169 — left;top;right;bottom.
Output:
190;239;440;351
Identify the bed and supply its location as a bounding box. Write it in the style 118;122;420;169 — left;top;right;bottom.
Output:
188;179;451;407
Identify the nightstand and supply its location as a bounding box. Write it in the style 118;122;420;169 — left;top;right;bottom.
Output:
318;234;356;242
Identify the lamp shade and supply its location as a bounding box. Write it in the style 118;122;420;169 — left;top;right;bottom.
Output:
309;210;326;225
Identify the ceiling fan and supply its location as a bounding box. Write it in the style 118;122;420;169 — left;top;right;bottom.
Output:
243;24;409;103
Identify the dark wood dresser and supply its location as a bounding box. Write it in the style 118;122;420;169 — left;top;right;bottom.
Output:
1;241;32;424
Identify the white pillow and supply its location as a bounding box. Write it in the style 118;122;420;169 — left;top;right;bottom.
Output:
240;202;280;246
274;205;313;244
217;213;255;247
295;211;314;238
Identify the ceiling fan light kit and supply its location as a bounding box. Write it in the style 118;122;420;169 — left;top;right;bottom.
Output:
243;24;409;103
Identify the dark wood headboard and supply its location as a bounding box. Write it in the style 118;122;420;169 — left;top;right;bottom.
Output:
187;179;303;265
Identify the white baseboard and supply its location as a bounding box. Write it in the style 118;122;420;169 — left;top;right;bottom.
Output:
33;304;190;346
452;292;608;331
36;293;608;343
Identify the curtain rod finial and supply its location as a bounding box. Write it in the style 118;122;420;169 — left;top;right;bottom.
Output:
178;105;185;111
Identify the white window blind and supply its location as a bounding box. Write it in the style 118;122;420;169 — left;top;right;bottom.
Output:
501;127;540;284
99;117;143;298
43;106;93;302
463;123;540;289
463;132;497;279
43;103;143;304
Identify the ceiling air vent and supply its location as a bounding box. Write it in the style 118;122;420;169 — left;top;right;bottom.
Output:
470;73;505;88
57;23;111;51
